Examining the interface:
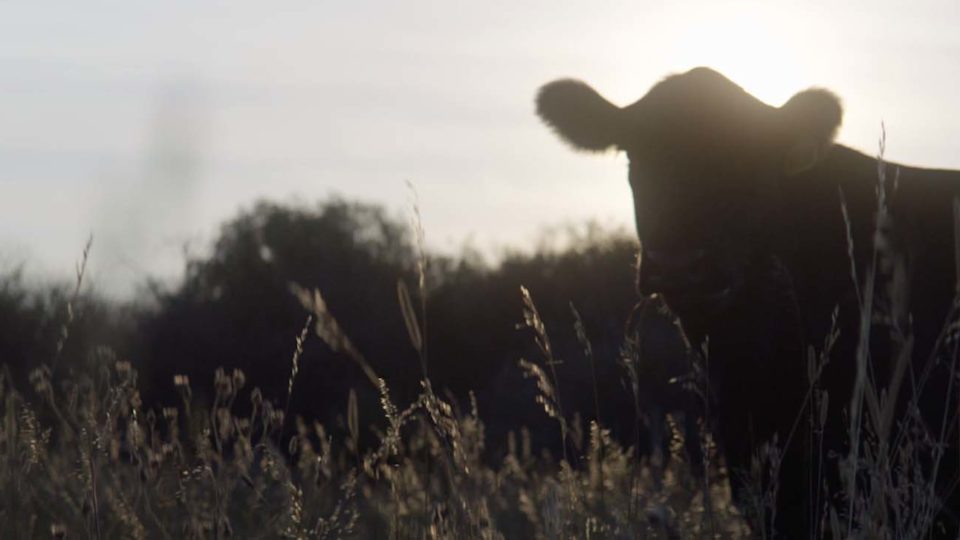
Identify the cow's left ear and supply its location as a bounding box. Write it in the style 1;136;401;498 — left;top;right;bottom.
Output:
536;79;623;152
779;88;843;176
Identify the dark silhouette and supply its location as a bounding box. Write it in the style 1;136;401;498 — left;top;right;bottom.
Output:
537;66;960;537
0;198;719;535
137;200;421;440
0;268;133;388
135;199;673;458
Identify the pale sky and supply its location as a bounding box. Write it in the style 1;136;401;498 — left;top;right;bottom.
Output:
2;1;959;297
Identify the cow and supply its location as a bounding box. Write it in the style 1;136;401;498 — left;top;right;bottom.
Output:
536;67;960;538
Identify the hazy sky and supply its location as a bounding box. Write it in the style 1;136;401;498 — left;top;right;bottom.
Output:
2;1;959;297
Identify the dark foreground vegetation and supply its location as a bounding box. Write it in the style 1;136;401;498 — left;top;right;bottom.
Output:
0;194;955;538
2;198;737;538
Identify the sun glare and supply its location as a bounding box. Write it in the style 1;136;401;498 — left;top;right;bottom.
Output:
669;6;813;108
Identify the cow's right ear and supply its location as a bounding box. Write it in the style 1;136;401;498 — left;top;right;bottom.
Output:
536;80;623;152
778;88;843;176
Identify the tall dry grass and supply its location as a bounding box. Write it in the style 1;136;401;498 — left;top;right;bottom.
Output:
1;236;736;538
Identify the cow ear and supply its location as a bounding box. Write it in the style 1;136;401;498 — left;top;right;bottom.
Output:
779;88;842;175
536;79;623;152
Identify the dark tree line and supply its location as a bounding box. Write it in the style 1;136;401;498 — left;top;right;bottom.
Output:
1;198;690;457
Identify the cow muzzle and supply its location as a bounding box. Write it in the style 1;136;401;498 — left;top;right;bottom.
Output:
637;247;741;315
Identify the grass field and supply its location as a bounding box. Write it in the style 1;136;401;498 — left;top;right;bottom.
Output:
0;277;749;539
2;173;958;539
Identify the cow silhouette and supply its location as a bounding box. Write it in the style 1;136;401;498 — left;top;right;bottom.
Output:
537;67;960;538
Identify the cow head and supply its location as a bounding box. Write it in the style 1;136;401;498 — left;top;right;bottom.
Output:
536;67;842;326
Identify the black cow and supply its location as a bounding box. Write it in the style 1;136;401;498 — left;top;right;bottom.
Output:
536;67;960;538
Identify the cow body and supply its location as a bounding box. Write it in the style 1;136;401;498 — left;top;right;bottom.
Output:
536;67;960;538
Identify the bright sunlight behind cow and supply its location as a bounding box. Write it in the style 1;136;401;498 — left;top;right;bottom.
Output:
667;8;813;106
